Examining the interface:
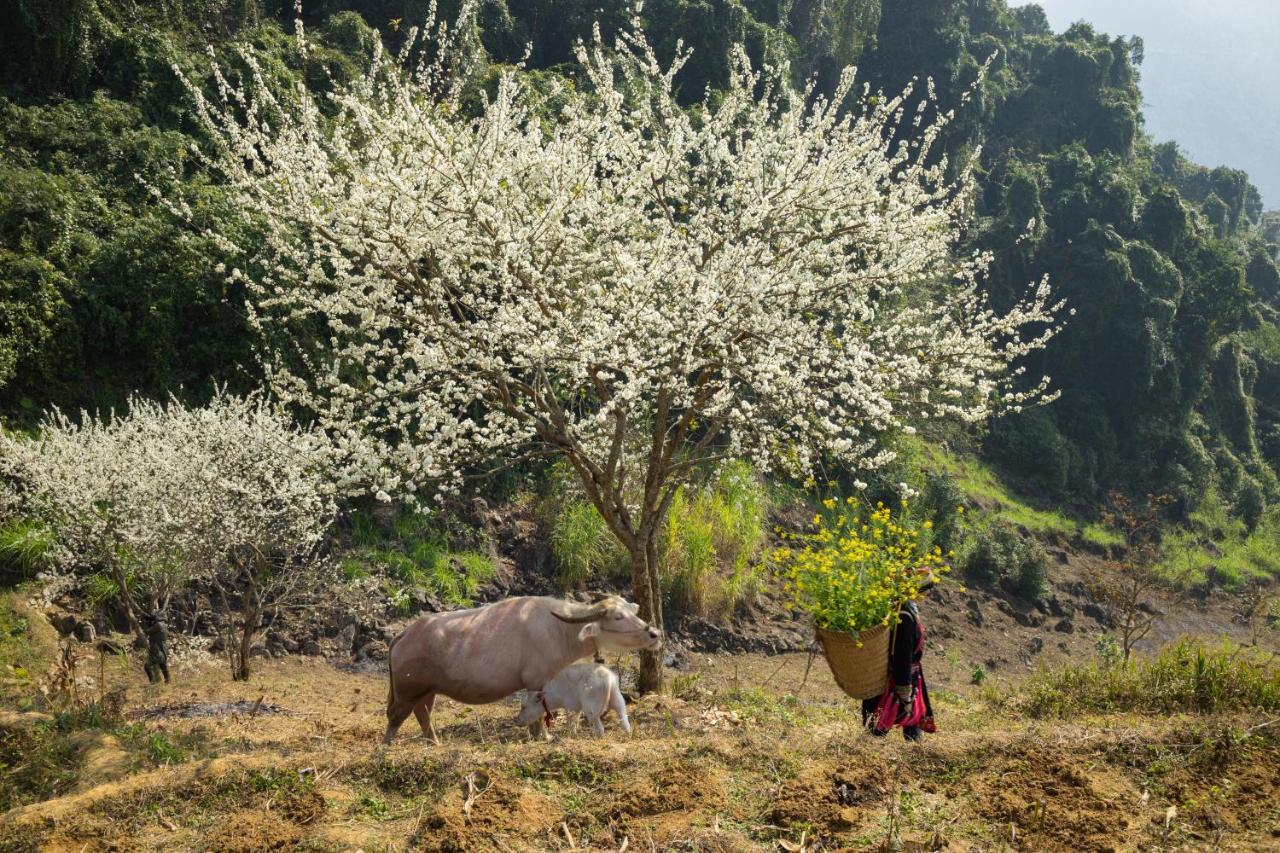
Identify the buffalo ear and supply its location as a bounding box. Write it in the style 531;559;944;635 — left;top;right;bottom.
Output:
577;623;601;642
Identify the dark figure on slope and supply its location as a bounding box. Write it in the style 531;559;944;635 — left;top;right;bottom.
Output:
861;599;935;741
141;611;171;684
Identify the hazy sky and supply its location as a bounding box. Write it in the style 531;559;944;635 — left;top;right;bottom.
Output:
1030;0;1280;208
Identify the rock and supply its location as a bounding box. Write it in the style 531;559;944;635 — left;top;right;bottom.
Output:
1049;548;1070;565
249;643;270;658
357;640;389;662
409;587;444;612
74;622;96;644
209;636;226;652
1047;596;1074;618
336;623;357;653
1053;618;1075;634
303;640;323;656
1028;637;1044;655
49;612;78;635
283;637;301;654
966;599;984;627
1081;603;1108;623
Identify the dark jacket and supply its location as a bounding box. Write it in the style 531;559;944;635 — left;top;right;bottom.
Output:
890;601;923;688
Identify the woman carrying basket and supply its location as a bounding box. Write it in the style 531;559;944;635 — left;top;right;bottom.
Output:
862;583;936;741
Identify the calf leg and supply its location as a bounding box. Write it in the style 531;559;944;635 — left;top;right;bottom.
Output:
588;712;606;737
412;693;439;744
609;685;632;735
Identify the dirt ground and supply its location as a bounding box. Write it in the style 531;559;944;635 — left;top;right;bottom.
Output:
3;647;1278;852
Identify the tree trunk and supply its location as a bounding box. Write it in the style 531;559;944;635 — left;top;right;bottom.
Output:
233;616;255;681
631;537;665;695
109;563;144;641
232;561;261;681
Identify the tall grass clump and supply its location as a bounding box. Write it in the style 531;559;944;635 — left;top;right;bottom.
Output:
662;462;768;621
1022;639;1280;717
550;500;628;589
0;519;56;578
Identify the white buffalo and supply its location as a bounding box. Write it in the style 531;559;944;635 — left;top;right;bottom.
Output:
383;595;659;745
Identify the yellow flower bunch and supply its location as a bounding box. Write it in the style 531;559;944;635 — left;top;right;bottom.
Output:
775;498;950;635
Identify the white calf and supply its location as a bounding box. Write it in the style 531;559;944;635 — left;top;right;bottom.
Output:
515;662;631;737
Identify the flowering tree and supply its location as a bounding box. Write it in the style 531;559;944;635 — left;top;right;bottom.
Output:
1;392;337;679
180;7;1064;690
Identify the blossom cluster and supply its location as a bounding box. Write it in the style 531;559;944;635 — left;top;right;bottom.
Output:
775;499;952;635
173;2;1066;514
0;391;338;611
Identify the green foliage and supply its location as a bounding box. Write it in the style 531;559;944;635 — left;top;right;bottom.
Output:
969;664;986;686
918;471;964;552
1;0;1278;543
1022;639;1280;717
1152;489;1280;588
1095;635;1122;668
344;507;495;608
662;462;769;621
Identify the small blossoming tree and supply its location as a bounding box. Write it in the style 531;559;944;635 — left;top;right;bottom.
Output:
1;392;337;679
180;7;1063;691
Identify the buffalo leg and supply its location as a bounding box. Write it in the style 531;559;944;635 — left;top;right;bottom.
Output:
383;693;418;745
412;693;439;744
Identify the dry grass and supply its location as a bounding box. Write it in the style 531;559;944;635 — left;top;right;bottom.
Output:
2;650;1278;851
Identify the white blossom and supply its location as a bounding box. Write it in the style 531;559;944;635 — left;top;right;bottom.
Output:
172;5;1064;677
0;392;337;644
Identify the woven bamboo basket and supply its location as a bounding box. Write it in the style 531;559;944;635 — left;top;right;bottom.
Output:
815;623;890;700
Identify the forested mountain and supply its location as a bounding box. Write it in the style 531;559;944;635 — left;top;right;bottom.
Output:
2;0;1279;525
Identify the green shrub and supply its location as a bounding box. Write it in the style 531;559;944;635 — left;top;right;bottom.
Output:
962;525;1012;586
1235;477;1266;533
1022;639;1280;717
963;522;1050;600
1012;542;1050;601
662;489;717;616
919;471;965;552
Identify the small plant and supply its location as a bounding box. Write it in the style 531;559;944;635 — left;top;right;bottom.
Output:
969;664;987;686
356;791;389;818
147;733;187;765
1095;635;1122;668
777;500;950;635
1087;492;1182;664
